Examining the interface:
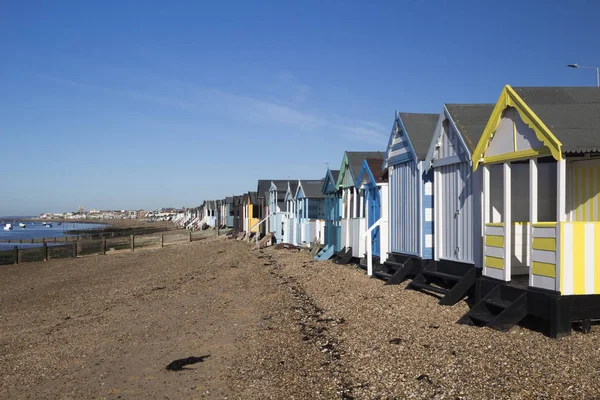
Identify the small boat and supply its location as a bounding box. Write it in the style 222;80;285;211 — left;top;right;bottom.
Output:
57;222;62;226
3;224;13;231
19;223;26;228
45;223;53;228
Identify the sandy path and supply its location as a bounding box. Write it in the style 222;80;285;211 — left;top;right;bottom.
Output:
0;237;286;399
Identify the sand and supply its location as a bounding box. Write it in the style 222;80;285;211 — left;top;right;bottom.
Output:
1;237;600;399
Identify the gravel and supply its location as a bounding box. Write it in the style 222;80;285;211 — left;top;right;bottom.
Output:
1;237;599;399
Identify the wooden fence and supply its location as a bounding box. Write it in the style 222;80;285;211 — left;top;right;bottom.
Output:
0;225;179;245
0;230;210;266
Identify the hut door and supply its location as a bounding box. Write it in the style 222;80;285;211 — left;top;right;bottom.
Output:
369;187;381;257
440;166;459;261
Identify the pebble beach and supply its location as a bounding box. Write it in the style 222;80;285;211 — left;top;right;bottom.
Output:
1;236;599;399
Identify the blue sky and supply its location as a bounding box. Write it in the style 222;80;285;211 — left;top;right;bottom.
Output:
2;1;600;215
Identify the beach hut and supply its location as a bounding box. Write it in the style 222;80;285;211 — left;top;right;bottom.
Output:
295;180;326;246
201;200;217;228
232;195;244;233
284;181;299;244
336;151;385;261
460;86;600;336
244;191;260;235
256;180;273;236
269;180;293;243
355;158;389;271
409;104;495;304
319;168;341;259
224;197;234;228
379;112;438;282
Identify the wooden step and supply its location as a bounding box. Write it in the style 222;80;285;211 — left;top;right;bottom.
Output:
458;284;528;331
409;281;449;296
383;260;406;269
467;310;494;324
373;270;392;281
422;269;462;281
484;297;512;309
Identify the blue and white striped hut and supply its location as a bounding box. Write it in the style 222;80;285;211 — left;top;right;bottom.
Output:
384;112;438;262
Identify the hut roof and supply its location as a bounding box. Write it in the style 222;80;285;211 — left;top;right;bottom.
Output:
512;87;600;154
345;151;385;182
330;170;340;183
445;104;495;152
398;112;440;160
299;180;325;198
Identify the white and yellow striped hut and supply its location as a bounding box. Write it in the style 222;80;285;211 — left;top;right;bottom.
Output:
465;86;600;337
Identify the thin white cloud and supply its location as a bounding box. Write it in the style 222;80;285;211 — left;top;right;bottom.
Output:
41;73;386;144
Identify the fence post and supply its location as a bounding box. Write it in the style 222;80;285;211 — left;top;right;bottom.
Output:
131;234;135;251
13;246;18;264
189;231;192;242
72;241;78;258
161;234;164;248
102;239;107;255
31;238;34;244
20;239;23;244
43;242;48;261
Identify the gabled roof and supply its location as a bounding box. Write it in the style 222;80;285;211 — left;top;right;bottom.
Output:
297;180;325;198
258;180;290;199
337;151;384;188
356;158;386;188
365;158;384;182
511;87;600;154
256;180;271;199
268;180;291;191
330;170;340;183
248;191;257;204
322;168;339;194
346;151;384;181
285;181;299;200
225;196;234;203
472;86;600;170
398;112;439;160
444;104;496;152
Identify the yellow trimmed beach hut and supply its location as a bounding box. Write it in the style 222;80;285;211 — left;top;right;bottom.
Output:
462;86;600;337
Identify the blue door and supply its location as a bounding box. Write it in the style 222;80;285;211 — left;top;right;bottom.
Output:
368;187;381;257
324;194;341;251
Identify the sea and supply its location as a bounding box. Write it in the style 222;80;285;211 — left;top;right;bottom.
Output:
0;219;108;250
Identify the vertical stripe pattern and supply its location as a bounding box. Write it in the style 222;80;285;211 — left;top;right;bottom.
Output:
421;168;434;259
571;160;600;221
560;222;600;295
390;163;419;256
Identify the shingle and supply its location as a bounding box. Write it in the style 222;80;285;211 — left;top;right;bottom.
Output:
364;158;384;182
288;182;298;198
299;180;325;198
248;191;257;204
444;104;495;152
398;113;439;160
346;151;385;181
512;87;600;154
330;170;340;183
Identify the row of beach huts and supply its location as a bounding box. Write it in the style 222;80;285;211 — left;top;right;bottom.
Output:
174;85;600;337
